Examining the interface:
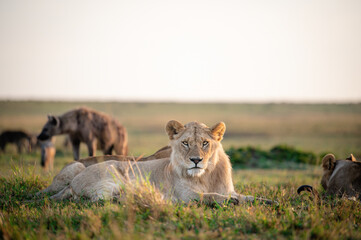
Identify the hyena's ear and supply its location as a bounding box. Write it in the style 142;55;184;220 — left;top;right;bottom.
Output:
211;122;226;141
346;154;356;162
322;154;336;171
48;115;60;127
166;120;185;140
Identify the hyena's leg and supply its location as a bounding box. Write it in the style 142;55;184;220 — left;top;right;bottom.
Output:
104;145;114;155
0;142;5;152
71;137;81;160
86;140;97;157
114;130;128;156
122;144;128;156
115;141;127;156
26;138;32;153
41;146;46;168
16;142;22;154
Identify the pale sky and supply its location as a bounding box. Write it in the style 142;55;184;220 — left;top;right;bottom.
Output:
0;0;360;102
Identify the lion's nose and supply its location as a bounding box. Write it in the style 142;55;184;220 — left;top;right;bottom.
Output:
189;157;203;165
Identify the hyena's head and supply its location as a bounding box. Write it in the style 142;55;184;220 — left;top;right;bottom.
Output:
37;115;61;141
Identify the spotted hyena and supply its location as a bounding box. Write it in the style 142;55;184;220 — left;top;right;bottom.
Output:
37;107;128;160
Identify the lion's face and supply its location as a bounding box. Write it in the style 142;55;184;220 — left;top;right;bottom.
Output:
166;120;226;178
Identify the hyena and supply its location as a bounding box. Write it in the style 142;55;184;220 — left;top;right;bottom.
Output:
0;130;33;153
37;107;128;160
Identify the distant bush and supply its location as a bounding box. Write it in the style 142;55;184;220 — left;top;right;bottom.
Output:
226;145;318;168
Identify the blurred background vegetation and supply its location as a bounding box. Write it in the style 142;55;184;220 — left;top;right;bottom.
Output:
0;101;360;174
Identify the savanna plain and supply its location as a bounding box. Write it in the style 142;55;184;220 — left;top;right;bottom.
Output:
0;101;361;239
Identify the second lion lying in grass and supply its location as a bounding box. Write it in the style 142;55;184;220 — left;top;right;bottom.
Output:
37;120;274;205
36;145;172;196
297;153;361;200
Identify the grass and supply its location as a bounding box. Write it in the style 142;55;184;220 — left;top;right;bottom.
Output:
0;101;361;239
1;164;361;239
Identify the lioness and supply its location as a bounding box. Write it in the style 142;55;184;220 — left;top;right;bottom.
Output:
39;120;269;205
297;153;361;200
36;145;172;196
76;145;172;167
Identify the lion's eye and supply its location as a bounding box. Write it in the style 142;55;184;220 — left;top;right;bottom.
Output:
202;141;209;147
182;141;189;147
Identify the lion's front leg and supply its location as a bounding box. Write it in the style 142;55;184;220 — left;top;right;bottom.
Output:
179;191;239;205
174;185;239;205
236;193;278;205
236;194;255;203
199;193;240;205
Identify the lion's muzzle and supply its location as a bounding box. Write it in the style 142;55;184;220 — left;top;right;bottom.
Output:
189;157;203;165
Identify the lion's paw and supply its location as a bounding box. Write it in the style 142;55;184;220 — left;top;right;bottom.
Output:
227;196;239;205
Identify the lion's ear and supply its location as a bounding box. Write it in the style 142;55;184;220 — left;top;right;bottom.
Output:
322;154;336;171
346;154;356;162
211;122;226;141
166;120;185;140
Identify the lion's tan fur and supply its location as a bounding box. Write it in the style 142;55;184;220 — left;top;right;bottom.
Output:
36;145;172;195
321;153;361;199
74;145;172;167
39;121;261;205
